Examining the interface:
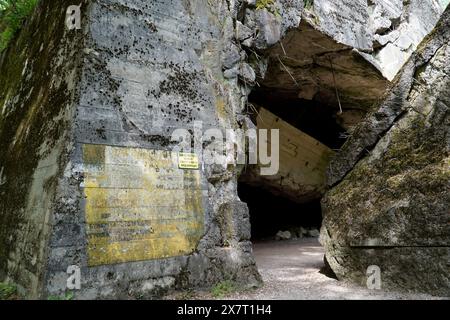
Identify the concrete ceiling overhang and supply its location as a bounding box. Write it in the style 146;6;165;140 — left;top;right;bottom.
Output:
256;20;390;130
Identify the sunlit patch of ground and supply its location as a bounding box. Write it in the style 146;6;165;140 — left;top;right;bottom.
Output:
168;238;447;300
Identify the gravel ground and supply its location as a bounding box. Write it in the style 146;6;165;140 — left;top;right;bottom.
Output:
226;238;446;300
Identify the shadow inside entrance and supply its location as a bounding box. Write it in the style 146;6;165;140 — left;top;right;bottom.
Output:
238;183;322;241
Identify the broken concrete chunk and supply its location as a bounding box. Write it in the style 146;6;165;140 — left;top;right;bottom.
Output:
373;16;393;34
373;30;400;47
395;33;413;50
241;37;254;48
307;229;320;238
236;21;253;41
254;9;282;49
369;0;403;34
222;43;242;69
239;62;256;84
276;231;292;240
224;66;240;79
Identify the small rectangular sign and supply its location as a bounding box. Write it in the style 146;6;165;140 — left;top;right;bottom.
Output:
178;153;200;170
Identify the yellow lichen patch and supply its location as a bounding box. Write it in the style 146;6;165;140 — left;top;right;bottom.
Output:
386;173;407;189
215;97;228;122
82;145;205;266
82;144;105;166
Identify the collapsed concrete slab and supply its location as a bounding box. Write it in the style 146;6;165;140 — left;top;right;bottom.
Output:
252;0;444;131
321;7;450;296
240;107;334;203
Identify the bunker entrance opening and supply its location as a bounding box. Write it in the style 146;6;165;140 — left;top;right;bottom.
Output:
238;183;322;241
237;20;387;282
238;84;351;279
239;87;349;238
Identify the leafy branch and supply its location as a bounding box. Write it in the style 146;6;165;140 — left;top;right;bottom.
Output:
0;0;39;52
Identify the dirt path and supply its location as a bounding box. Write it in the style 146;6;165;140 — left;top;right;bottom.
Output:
227;238;445;300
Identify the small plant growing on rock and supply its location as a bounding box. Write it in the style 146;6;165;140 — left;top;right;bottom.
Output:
0;0;39;52
211;280;236;298
304;0;314;10
256;0;280;17
47;291;74;301
0;282;17;300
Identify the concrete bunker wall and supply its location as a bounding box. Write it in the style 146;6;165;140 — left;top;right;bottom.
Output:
0;0;85;297
0;0;262;299
44;0;261;299
321;7;450;296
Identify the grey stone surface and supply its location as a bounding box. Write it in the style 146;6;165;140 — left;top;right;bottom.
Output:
256;0;443;129
238;62;256;84
0;0;261;299
321;7;450;296
365;0;444;80
222;43;242;70
236;21;253;42
307;229;320;238
0;0;448;300
307;0;373;50
0;0;85;297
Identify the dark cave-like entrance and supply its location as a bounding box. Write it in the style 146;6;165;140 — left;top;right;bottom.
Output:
235;18;390;285
237;86;349;282
239;89;348;242
248;91;347;151
234;16;390;279
238;183;323;241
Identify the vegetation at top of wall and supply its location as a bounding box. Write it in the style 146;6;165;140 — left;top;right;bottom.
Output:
256;0;275;9
0;0;39;52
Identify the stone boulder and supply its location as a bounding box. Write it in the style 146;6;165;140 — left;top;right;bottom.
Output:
276;231;292;241
321;7;450;296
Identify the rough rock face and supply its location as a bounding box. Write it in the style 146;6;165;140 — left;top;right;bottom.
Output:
364;0;444;80
256;0;443;130
241;0;444;202
321;8;450;295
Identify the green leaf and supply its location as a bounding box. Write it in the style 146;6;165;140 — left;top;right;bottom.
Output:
0;0;39;52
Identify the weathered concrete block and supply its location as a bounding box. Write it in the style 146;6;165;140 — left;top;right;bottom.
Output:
321;7;450;296
0;0;261;299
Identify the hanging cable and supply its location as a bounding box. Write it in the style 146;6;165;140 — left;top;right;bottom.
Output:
329;57;343;115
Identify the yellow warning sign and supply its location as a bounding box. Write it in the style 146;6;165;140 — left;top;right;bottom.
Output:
178;153;200;170
82;145;205;266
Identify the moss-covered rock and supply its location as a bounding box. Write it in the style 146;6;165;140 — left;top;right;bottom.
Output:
321;7;450;296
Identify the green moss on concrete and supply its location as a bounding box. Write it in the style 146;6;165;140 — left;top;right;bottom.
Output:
211;280;236;298
0;0;84;296
0;282;17;300
256;0;280;16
